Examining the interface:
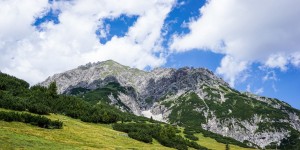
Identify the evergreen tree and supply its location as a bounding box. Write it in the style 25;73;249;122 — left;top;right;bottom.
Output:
48;82;58;98
226;143;230;150
150;116;154;123
279;130;300;150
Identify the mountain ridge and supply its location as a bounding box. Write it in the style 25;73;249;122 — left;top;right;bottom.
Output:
40;60;300;148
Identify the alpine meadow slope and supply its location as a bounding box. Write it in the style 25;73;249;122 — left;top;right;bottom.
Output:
40;60;300;149
0;108;172;150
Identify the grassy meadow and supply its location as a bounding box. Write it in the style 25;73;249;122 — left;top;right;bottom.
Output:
0;108;256;150
0;110;171;150
194;134;254;150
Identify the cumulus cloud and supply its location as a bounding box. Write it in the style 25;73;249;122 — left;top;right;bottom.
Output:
216;55;248;86
0;0;175;84
170;0;300;86
0;0;48;41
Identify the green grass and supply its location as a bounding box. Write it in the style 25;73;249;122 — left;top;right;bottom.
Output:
0;108;258;150
0;109;172;150
0;108;256;150
194;133;254;150
175;127;253;150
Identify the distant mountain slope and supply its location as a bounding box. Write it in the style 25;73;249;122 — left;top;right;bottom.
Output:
40;60;300;148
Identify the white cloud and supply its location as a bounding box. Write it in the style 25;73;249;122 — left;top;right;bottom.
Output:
272;83;278;92
291;52;300;67
170;0;300;86
265;54;288;71
246;84;264;95
254;87;264;95
0;0;175;84
216;55;248;86
246;84;251;92
0;0;49;41
262;71;277;82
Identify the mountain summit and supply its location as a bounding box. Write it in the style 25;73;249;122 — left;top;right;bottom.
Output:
40;60;300;148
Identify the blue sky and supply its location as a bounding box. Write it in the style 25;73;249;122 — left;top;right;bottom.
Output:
0;0;299;109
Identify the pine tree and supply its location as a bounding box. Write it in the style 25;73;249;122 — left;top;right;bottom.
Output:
150;116;154;123
226;143;230;150
48;82;58;98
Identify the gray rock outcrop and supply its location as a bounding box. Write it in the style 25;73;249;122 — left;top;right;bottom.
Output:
39;60;300;148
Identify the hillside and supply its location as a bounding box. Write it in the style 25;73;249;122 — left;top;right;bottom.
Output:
1;72;213;150
40;60;300;149
0;108;171;150
0;108;256;150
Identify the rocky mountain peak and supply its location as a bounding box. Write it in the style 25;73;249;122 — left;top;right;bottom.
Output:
77;60;129;70
39;60;300;148
40;60;227;94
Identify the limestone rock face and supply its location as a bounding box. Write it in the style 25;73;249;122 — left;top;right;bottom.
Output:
40;60;300;148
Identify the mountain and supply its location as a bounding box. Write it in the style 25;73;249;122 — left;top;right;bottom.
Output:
1;71;210;150
40;60;300;148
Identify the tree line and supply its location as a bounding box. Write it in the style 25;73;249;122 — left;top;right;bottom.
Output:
112;123;208;150
0;73;155;125
0;111;62;129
